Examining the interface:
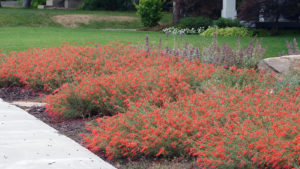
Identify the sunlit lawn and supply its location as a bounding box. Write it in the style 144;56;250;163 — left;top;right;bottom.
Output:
0;27;299;58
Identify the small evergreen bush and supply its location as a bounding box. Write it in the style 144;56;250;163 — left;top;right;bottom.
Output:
214;18;242;28
135;0;164;27
178;17;212;29
201;27;254;37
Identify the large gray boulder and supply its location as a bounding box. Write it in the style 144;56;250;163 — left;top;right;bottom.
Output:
258;55;300;74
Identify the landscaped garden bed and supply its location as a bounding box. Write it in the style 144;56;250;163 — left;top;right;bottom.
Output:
0;39;299;169
0;87;87;144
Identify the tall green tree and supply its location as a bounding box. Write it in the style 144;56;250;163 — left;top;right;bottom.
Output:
172;0;238;24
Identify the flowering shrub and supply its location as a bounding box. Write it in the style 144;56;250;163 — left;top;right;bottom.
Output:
162;27;205;35
0;41;299;168
283;38;299;56
159;33;267;69
274;72;300;92
82;87;299;168
45;49;215;118
201;37;267;69
0;43;140;91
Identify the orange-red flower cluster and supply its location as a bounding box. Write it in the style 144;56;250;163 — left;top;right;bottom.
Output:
0;43;299;168
83;88;299;168
45;48;215;118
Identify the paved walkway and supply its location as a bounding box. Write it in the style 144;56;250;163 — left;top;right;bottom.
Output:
0;98;116;169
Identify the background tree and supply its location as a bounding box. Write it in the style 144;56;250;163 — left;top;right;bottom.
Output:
183;0;222;19
172;0;183;24
239;0;300;23
23;0;32;8
171;0;245;25
172;0;219;24
281;0;300;21
172;0;221;24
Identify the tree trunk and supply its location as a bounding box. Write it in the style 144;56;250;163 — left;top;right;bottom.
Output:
273;12;280;31
22;0;32;8
173;0;181;24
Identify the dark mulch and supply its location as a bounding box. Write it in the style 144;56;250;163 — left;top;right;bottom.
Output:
0;87;42;102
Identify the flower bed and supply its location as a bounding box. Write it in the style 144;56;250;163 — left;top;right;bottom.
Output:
83;88;299;168
0;42;299;168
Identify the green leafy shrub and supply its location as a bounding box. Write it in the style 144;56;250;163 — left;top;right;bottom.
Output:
178;17;212;29
79;0;100;10
80;0;134;10
251;29;271;37
201;27;254;37
19;0;46;8
31;0;46;8
214;18;242;28
135;0;164;27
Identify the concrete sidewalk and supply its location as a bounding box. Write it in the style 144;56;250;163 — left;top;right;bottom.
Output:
0;98;116;169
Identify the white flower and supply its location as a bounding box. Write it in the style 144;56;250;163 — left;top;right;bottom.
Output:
163;27;206;35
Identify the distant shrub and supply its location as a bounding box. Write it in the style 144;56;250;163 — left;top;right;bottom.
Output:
178;17;212;29
201;27;253;37
19;0;46;8
80;0;134;10
214;18;242;28
135;0;164;27
79;0;100;10
31;0;46;8
251;29;271;37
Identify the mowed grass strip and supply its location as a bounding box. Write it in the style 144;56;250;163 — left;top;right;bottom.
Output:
0;27;299;58
0;8;172;29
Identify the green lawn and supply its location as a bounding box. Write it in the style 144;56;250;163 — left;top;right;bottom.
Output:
0;8;299;58
0;8;299;169
0;8;172;29
0;27;299;58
